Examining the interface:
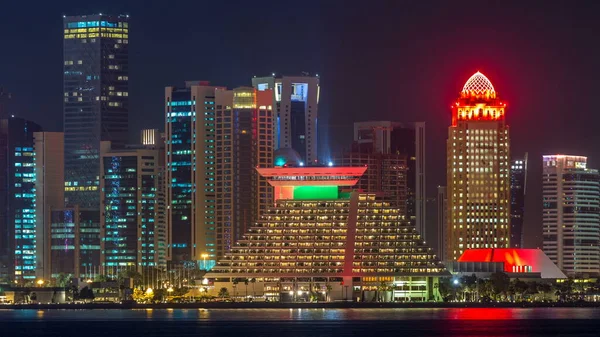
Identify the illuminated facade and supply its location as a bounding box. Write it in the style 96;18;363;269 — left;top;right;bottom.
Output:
99;141;166;275
510;154;528;248
447;72;511;261
205;167;449;302
542;155;600;275
214;87;274;254
252;75;319;164
0;117;42;283
336;121;426;236
33;132;65;280
165;82;224;268
49;206;101;278
63;14;129;208
454;248;566;279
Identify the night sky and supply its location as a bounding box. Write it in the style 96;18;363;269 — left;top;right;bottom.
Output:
2;0;600;248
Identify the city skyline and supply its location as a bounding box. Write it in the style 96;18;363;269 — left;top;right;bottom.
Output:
4;1;600;249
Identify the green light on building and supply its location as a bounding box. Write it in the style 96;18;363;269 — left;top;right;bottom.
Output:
293;186;338;200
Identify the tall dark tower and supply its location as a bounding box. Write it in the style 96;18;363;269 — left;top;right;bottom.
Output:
510;153;527;248
63;14;129;207
0;117;43;283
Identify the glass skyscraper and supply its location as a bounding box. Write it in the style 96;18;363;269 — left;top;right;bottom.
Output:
0;117;43;283
63;14;129;208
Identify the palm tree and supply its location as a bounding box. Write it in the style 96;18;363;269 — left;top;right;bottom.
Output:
55;273;72;287
232;278;239;301
251;278;256;299
218;287;229;299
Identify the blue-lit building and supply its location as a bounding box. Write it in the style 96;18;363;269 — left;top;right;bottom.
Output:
165;82;220;268
99;141;165;275
252;75;320;164
63;14;129;208
49;206;100;278
0;117;43;283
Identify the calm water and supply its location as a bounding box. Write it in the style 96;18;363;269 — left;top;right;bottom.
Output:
0;308;598;336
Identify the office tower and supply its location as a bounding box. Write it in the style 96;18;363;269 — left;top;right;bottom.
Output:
252;74;319;163
437;186;447;262
49;206;101;278
510;153;528;248
33;132;65;280
0;117;43;283
446;72;511;261
165;81;224;268
542;155;600;274
140;129;167;271
99;141;165;275
205;166;449;302
214;87;274;253
336;121;426;237
63;14;129;208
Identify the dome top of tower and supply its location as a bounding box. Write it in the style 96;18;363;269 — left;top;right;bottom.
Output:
461;71;496;97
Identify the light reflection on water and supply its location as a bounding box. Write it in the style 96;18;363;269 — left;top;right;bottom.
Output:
0;307;600;321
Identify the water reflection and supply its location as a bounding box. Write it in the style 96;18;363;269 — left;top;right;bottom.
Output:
2;308;600;322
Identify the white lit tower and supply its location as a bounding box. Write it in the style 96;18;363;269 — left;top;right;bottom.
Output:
252;74;320;164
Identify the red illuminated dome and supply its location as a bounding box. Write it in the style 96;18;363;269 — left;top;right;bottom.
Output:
461;71;496;99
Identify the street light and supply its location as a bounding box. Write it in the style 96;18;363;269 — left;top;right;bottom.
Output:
36;279;44;287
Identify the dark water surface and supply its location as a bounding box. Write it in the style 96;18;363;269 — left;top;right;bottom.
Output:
0;308;599;336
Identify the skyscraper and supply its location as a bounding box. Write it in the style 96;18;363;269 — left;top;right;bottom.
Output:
446;72;511;261
510;154;528;248
252;75;319;163
335;121;426;237
0;117;43;283
542;155;600;275
33;132;65;280
99;141;166;275
165;81;224;268
214;87;274;252
63;14;129;208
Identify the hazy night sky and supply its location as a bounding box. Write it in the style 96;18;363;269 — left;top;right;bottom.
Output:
2;0;600;248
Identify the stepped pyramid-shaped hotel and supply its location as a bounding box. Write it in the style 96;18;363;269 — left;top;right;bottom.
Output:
205;166;449;302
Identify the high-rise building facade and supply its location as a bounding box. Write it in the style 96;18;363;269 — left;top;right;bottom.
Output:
165;83;274;268
165;82;224;268
99;141;165;275
214;87;274;253
0;117;43;283
510;154;528;248
252;75;319;163
335;121;426;237
33;132;65;280
446;72;511;261
63;14;129;208
49;206;101;278
542;155;600;275
437;186;447;262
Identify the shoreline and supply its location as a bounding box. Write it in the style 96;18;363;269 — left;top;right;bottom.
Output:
3;301;600;310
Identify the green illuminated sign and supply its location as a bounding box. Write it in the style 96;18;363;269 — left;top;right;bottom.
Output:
293;186;338;200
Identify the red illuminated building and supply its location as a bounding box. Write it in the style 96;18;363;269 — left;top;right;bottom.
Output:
446;72;511;261
456;248;566;279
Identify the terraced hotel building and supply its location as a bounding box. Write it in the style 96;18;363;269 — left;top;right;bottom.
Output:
205;166;448;302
